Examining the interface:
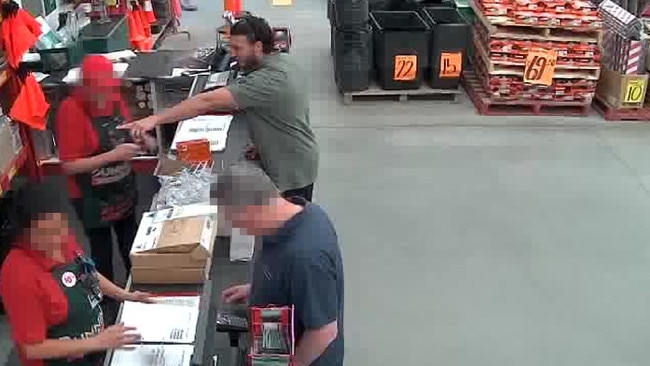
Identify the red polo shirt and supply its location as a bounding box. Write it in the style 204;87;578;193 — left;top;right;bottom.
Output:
54;96;132;199
0;236;84;366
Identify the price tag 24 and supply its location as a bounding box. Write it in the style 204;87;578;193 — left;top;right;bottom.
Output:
523;49;557;86
393;55;417;81
623;78;647;104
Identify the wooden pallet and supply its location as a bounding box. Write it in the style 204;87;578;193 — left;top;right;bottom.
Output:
592;94;650;121
341;83;461;104
469;0;601;43
473;36;601;80
462;71;591;116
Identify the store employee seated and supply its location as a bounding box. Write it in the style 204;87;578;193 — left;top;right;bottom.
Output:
0;182;150;366
216;163;344;366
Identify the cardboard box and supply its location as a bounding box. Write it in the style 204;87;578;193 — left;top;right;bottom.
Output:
130;208;217;284
596;67;649;109
131;265;210;284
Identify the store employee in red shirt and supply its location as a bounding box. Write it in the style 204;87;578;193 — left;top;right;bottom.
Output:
54;55;156;282
0;182;151;366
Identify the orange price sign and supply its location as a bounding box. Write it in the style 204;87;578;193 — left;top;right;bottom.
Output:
393;55;417;81
523;49;557;86
439;52;462;78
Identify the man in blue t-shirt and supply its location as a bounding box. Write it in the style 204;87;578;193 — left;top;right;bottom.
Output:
215;163;344;366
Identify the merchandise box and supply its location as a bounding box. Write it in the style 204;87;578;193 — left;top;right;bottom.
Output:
130;207;218;284
596;67;649;109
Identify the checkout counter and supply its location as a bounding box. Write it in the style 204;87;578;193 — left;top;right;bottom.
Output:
98;62;253;366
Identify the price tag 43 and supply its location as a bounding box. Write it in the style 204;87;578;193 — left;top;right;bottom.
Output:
523;49;557;86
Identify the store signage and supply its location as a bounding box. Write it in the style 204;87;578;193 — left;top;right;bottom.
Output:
393;55;417;81
523;49;557;86
623;78;646;104
439;52;462;78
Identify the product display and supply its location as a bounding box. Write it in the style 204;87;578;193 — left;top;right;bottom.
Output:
466;0;601;114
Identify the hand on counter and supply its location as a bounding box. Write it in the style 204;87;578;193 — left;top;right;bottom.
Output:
222;284;251;304
93;324;141;350
122;291;155;303
119;116;158;141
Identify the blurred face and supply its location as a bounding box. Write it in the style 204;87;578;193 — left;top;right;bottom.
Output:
229;35;263;71
26;212;70;257
81;70;118;110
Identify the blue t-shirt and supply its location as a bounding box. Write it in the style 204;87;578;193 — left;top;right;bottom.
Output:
250;198;344;366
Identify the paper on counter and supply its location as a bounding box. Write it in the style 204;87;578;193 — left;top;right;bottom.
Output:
102;50;137;61
171;115;233;152
151;296;201;309
111;345;194;366
62;63;130;84
120;302;199;344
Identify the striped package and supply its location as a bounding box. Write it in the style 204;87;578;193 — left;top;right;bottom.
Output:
598;0;643;39
602;29;647;74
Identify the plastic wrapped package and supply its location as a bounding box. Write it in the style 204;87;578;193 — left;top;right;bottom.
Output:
155;162;214;210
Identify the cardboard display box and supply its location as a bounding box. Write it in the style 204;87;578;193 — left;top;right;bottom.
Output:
596;67;649;109
130;208;218;284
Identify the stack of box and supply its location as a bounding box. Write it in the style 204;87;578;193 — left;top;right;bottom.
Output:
469;0;602;103
595;0;649;109
329;0;372;92
130;205;218;284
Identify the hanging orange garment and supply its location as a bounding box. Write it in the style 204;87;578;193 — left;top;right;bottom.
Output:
142;0;157;23
1;9;43;68
127;10;145;49
8;74;50;131
136;9;151;37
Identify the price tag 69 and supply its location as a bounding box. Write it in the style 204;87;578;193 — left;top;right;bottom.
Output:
523;49;557;86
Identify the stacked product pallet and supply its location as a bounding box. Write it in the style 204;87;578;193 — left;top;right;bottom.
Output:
466;0;603;115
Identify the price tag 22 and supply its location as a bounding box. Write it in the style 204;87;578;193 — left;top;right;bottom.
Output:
393;55;417;81
623;78;647;104
523;49;557;86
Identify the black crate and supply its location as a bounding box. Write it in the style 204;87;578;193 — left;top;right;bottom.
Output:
370;11;430;90
332;27;373;92
421;7;469;89
333;0;369;29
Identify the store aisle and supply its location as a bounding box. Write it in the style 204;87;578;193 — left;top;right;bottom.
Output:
2;1;650;366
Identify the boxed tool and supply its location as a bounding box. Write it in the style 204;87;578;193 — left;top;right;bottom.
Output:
248;306;295;366
130;206;218;284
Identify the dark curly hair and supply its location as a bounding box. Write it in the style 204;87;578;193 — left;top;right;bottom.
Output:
230;15;275;54
1;0;20;19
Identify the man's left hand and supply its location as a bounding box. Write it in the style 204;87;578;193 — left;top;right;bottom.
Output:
122;291;155;303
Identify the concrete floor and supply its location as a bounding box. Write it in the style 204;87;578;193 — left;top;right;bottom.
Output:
3;0;650;365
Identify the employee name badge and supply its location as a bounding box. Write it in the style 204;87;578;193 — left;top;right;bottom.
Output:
61;271;77;288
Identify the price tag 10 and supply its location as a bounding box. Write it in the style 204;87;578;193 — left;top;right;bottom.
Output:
523;49;557;86
393;55;417;81
622;78;647;104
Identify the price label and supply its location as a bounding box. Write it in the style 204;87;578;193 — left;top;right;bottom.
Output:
523;49;557;86
272;0;293;6
439;52;462;78
623;78;647;104
393;55;417;81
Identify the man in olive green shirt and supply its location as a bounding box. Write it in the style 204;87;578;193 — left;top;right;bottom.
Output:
121;16;319;201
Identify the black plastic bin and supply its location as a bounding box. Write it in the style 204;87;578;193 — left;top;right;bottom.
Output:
334;0;369;29
421;7;469;89
370;11;430;90
332;27;373;92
